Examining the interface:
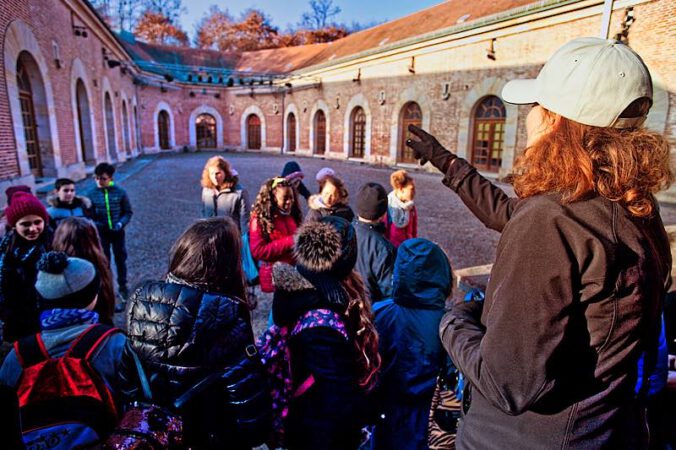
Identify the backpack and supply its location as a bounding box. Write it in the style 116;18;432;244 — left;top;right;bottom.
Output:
14;324;121;450
257;308;348;447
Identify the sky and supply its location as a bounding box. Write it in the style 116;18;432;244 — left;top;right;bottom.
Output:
178;0;443;37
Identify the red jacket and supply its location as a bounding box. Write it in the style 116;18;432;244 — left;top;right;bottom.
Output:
386;206;418;248
249;212;298;292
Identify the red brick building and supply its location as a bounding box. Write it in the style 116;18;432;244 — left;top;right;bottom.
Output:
1;0;674;207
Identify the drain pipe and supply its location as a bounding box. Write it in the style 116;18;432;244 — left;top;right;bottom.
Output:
599;0;614;39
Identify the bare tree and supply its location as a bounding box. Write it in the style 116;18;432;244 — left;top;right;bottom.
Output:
301;0;341;30
134;10;188;45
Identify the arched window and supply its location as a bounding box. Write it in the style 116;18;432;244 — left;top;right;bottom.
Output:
350;107;366;158
133;105;140;152
104;92;117;162
247;114;261;150
17;57;42;176
286;113;296;152
399;102;422;163
314;110;326;155
471;96;506;172
196;113;217;149
158;110;170;150
75;79;95;164
122;100;131;155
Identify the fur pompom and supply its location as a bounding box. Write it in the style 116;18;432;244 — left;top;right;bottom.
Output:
294;221;342;272
37;251;69;274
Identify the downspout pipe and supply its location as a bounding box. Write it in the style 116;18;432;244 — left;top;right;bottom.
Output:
600;0;614;39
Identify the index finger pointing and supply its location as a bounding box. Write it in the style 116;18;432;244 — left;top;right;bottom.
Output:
408;124;430;140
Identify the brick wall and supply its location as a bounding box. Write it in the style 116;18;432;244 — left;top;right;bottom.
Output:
1;0;674;206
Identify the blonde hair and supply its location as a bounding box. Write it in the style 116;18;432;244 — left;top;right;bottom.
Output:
390;169;414;190
201;156;236;190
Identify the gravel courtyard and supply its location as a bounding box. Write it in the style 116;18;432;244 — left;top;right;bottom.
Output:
98;151;676;335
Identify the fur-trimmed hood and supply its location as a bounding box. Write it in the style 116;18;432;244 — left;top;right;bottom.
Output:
272;262;313;292
47;195;91;209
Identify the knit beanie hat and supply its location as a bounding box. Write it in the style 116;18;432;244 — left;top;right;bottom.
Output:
315;167;335;182
295;216;358;305
281;161;303;178
356;183;388;221
35;252;100;309
4;192;49;228
5;185;31;205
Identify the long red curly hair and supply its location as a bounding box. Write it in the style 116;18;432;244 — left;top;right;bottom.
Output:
512;108;672;217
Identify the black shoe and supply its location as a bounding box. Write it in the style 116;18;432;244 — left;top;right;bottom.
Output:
119;286;129;299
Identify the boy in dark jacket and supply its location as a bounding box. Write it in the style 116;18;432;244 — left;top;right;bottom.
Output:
372;238;452;450
354;183;395;303
46;178;91;228
88;163;132;300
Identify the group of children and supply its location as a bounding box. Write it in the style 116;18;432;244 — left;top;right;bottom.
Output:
0;155;452;450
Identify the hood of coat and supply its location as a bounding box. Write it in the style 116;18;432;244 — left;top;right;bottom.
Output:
271;262;346;326
392;238;451;310
48;195;90;209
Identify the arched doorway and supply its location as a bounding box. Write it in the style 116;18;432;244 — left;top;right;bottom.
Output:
196;113;217;149
158;110;170;150
122;100;131;156
104;92;117;162
471;96;506;172
75;79;95;165
350;107;366;158
314;110;326;155
16;52;55;178
398;102;422;163
247;114;261;150
286;113;297;152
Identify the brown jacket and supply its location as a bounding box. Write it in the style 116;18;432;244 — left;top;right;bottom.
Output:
439;158;671;449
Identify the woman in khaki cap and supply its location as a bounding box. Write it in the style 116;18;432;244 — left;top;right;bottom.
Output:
407;37;672;449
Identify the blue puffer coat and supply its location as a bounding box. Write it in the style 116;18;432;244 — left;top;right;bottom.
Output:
373;238;452;450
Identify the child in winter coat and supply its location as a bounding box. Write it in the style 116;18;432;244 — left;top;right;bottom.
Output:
0;193;52;342
354;183;396;303
200;156;250;233
268;216;380;450
306;174;355;223
0;251;140;448
386;170;418;248
372;238;452;450
250;178;302;292
88;163;132;299
46;178;91;228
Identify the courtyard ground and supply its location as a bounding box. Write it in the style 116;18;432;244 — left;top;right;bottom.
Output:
74;150;676;335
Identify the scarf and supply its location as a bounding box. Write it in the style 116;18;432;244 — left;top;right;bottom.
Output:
40;308;99;330
388;190;414;228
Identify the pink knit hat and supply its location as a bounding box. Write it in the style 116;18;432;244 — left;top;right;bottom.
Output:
4;192;49;227
5;185;31;205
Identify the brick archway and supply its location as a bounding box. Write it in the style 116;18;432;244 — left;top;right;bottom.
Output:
240;105;267;150
457;77;517;177
153;101;176;150
189;105;223;149
4;20;62;179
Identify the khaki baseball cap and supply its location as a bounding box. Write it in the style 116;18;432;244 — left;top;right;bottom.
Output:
502;37;652;128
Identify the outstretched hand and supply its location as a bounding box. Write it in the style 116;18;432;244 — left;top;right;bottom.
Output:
405;125;456;171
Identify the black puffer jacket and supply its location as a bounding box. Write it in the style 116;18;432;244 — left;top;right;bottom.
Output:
0;230;51;342
125;279;270;449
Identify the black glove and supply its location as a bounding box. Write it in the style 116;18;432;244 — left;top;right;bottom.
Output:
406;125;456;172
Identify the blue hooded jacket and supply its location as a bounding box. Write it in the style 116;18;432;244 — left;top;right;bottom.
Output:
373;238;452;449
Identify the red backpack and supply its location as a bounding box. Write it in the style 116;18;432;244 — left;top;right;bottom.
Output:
14;324;121;450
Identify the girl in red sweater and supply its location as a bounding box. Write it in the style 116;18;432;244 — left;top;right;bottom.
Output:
249;177;303;292
386;170;418;248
